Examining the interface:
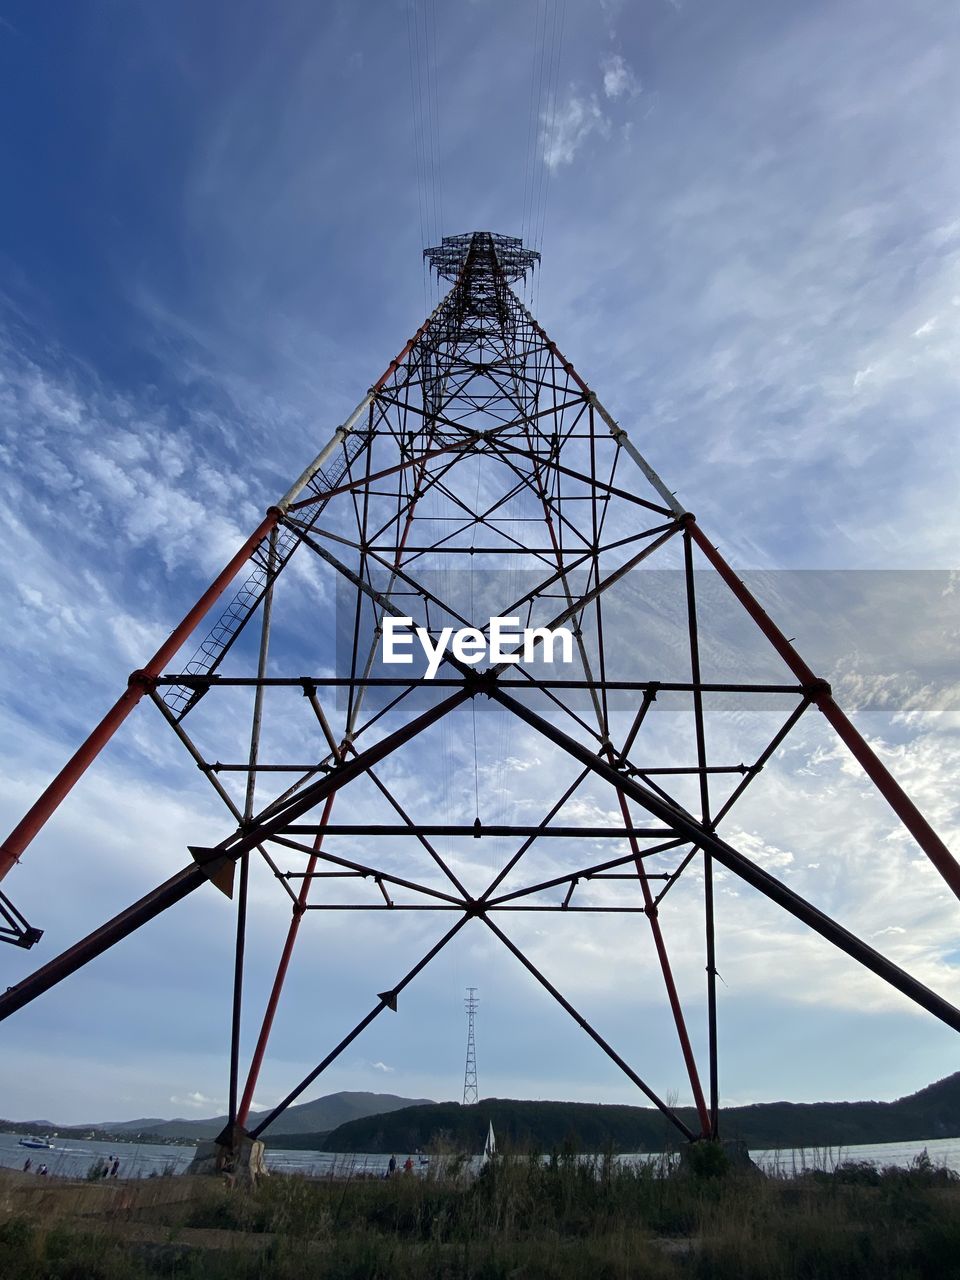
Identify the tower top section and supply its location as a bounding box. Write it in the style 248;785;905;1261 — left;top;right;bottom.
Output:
425;231;540;284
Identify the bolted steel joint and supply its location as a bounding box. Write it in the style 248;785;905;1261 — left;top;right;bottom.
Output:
464;668;498;699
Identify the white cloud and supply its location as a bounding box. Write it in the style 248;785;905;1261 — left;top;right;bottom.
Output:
541;54;640;171
600;53;639;101
170;1091;223;1110
542;92;611;169
25;372;84;427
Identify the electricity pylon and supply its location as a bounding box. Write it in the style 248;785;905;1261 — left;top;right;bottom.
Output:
2;232;959;1157
463;988;479;1106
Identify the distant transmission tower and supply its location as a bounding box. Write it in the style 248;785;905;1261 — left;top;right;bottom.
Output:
463;988;479;1105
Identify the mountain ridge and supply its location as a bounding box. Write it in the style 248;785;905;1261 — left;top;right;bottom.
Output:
303;1071;960;1154
1;1091;436;1145
8;1075;960;1153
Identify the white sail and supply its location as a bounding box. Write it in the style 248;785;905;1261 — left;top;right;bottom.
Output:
482;1120;496;1164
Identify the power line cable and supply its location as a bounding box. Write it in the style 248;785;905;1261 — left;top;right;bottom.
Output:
521;0;546;247
536;0;567;261
406;0;429;300
428;0;444;243
529;0;552;252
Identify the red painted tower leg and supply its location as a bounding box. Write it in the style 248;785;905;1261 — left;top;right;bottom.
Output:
614;787;711;1138
236;791;337;1128
686;519;960;903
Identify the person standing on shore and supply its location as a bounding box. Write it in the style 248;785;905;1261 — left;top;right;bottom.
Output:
22;1158;31;1173
388;1154;397;1176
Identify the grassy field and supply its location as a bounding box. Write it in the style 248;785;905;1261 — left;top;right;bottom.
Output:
2;1145;960;1278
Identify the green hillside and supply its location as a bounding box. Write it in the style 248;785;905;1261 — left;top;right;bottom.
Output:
295;1072;960;1154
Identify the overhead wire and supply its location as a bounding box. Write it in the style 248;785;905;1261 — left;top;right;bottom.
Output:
406;0;430;311
522;0;565;312
417;0;438;299
428;0;444;246
416;0;444;304
522;0;550;311
469;450;483;825
415;1;432;241
406;0;446;309
527;0;552;257
535;0;567;263
520;0;546;250
405;0;453;887
526;9;548;262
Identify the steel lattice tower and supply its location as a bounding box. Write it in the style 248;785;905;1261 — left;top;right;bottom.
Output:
2;231;960;1160
463;988;479;1106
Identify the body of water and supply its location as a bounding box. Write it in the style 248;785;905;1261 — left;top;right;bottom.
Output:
749;1135;960;1176
3;1130;959;1182
0;1132;412;1181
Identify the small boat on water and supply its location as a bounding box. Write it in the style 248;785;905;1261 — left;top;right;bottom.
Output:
18;1137;53;1150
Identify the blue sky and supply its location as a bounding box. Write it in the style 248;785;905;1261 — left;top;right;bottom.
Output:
1;0;959;1127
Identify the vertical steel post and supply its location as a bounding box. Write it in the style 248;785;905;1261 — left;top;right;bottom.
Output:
682;523;719;1138
228;529;278;1133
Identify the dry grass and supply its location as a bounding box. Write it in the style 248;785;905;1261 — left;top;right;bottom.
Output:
2;1147;960;1278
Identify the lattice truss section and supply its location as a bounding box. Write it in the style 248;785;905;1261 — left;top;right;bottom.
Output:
2;232;958;1152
